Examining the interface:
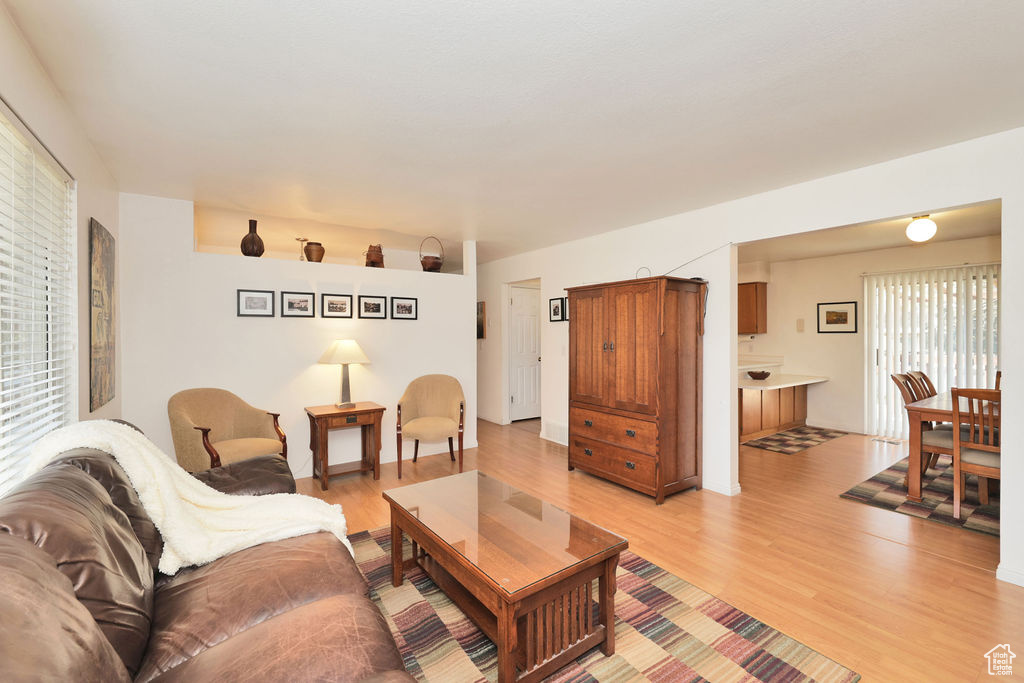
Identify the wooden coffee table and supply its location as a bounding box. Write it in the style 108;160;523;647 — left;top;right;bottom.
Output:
383;471;627;682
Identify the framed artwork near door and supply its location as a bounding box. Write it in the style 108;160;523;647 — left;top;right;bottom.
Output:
549;297;564;322
817;301;857;333
476;301;486;339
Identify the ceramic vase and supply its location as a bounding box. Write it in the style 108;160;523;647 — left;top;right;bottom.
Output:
304;241;325;262
240;219;265;257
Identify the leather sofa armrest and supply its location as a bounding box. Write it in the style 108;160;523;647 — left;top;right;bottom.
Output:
191;455;295;496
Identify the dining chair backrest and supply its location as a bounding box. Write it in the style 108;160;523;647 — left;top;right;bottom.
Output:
951;387;1000;451
891;373;925;405
908;371;937;398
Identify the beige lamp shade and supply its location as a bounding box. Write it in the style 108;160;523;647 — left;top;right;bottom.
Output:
319;340;369;408
319;339;370;365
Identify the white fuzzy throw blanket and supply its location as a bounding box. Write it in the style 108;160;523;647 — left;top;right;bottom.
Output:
26;420;352;574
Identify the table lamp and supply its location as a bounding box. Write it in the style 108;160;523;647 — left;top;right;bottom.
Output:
319;339;370;408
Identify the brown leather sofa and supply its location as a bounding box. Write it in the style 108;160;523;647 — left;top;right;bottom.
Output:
0;448;413;682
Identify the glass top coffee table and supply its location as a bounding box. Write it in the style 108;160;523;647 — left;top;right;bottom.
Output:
383;471;627;682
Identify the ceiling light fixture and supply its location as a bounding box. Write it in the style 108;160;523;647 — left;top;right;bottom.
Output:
906;215;937;242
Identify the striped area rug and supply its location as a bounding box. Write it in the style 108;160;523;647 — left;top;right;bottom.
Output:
350;527;860;682
840;454;999;536
743;426;848;454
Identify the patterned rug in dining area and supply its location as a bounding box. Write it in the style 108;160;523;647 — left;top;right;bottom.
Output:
839;454;999;536
350;527;861;682
743;426;848;454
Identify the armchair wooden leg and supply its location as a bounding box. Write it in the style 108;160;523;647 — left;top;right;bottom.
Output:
448;437;455;462
397;436;403;479
458;430;463;473
413;440;419;463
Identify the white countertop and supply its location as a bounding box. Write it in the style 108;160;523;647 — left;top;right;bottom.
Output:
737;373;829;390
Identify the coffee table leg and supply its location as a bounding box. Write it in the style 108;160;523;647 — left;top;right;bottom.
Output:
496;600;516;682
599;555;617;655
391;514;403;587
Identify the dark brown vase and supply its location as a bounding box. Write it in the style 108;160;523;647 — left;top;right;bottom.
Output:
304;241;325;262
240;219;265;257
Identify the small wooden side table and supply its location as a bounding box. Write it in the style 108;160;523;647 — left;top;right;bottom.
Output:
305;402;385;490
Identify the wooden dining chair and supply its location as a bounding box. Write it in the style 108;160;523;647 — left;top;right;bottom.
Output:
908;370;937;398
891;373;948;478
950;387;1000;520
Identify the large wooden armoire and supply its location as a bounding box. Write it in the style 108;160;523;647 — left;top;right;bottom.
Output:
567;276;705;504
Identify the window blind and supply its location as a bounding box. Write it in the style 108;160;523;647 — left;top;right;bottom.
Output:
865;264;1000;439
0;102;75;497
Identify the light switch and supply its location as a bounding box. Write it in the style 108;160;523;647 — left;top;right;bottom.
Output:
796;318;805;332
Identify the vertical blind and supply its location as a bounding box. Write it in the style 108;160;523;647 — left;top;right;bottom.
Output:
0;103;75;497
865;264;1000;439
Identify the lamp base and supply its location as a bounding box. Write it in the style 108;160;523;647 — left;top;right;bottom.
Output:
336;401;355;409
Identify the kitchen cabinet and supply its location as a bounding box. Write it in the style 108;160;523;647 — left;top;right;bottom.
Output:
738;282;767;334
739;385;808;441
568;276;706;503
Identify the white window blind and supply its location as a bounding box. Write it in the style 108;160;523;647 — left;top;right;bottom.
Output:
865;264;1000;439
0;102;75;497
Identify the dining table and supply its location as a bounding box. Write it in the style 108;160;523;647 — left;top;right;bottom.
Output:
904;390;999;502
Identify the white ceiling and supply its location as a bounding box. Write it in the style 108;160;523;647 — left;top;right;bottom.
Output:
738;200;1001;264
6;1;1024;263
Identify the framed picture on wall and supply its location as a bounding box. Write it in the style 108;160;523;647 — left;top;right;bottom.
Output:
281;291;315;317
321;293;353;318
237;289;275;317
391;297;418;320
477;301;486;339
817;301;858;333
358;295;387;319
562;296;569;321
549;297;563;322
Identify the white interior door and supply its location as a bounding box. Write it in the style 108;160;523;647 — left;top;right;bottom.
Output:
509;285;542;420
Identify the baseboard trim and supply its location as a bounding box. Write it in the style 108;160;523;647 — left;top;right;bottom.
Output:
996;564;1024;588
703;479;741;496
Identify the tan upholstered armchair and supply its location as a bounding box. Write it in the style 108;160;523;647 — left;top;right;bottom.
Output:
396;375;465;478
167;388;287;472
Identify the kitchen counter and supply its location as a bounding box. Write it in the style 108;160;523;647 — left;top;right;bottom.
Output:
737;373;828;390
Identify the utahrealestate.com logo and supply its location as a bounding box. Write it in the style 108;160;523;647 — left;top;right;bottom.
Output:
985;644;1015;676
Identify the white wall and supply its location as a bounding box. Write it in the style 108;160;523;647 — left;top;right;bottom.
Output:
119;193;477;479
740;235;1001;433
477;126;1024;585
1;5;121;420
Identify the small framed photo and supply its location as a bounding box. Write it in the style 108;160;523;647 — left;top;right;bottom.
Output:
817;301;858;333
358;295;387;319
549;297;564;322
562;297;569;321
321;293;353;318
237;289;274;317
281;291;315;317
476;301;486;339
391;297;418;320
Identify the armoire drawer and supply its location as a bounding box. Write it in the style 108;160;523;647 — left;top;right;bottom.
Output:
570;437;656;489
570;407;657;453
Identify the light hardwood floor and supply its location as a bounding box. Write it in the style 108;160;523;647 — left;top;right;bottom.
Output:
296;419;1024;682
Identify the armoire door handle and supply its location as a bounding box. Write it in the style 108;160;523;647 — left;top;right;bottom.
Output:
625;461;636;470
584;419;593;427
609;341;615;351
602;341;608;351
625;429;636;437
583;448;593;456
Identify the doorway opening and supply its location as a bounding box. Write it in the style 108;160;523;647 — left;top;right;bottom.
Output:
507;279;542;422
732;199;1002;568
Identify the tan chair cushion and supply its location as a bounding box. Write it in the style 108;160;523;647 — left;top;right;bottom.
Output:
211;437;284;465
402;416;459;442
961;448;1000;469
